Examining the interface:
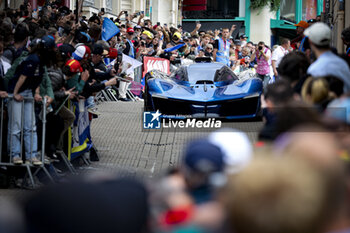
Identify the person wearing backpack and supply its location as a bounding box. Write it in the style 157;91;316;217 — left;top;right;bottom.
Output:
2;23;29;66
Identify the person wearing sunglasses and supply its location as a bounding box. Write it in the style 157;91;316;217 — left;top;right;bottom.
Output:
204;44;214;57
91;44;109;72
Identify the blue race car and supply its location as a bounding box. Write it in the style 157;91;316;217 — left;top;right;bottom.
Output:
144;60;263;119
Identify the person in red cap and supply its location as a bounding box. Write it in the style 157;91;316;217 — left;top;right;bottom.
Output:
63;59;90;94
46;58;81;155
124;28;136;58
108;48;118;59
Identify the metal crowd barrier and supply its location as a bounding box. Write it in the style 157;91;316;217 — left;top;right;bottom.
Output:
0;96;54;188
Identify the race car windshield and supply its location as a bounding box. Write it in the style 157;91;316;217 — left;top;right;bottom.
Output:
186;63;226;84
170;63;237;84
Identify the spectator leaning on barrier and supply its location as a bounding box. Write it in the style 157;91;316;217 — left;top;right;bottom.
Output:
305;22;350;93
78;46;118;107
0;42;8;99
91;43;109;72
7;35;56;166
66;45;91;94
45;44;77;156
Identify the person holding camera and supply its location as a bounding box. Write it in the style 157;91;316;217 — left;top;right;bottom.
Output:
136;31;155;58
251;41;271;89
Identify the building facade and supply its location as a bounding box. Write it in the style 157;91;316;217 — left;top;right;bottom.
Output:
327;0;350;54
181;0;344;47
1;0;180;26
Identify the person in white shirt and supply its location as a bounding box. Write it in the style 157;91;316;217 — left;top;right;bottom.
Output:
305;23;350;92
271;39;290;79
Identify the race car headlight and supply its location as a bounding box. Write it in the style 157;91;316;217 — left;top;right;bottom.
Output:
243;92;260;99
152;94;169;99
160;81;173;91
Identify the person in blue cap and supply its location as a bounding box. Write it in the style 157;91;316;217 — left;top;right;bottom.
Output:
182;138;225;204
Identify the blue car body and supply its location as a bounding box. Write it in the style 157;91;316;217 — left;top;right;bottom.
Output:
144;62;263;119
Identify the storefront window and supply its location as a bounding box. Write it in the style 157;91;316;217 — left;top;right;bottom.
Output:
280;0;296;23
145;0;151;17
182;0;239;19
302;0;317;20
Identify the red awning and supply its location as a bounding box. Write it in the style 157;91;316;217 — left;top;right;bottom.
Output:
183;0;207;5
182;0;207;11
183;5;207;11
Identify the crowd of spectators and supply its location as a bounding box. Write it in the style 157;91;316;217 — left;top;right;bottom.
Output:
1;1;350;233
1;127;350;233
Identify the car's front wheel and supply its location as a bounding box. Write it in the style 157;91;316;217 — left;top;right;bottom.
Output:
143;82;153;111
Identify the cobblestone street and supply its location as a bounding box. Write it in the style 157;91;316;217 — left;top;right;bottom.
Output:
0;101;263;198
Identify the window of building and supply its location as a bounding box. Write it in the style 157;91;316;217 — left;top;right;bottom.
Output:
145;0;151;17
280;0;296;23
302;0;317;20
182;0;239;19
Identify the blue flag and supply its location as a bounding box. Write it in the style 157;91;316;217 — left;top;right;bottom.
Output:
102;17;120;41
70;101;93;160
164;43;186;53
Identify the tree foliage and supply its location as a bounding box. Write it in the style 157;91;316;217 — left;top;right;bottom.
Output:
250;0;281;12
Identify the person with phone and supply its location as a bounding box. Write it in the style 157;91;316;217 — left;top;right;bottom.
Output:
123;28;136;59
135;11;143;16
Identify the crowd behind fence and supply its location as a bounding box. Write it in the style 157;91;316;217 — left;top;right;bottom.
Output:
0;96;54;188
